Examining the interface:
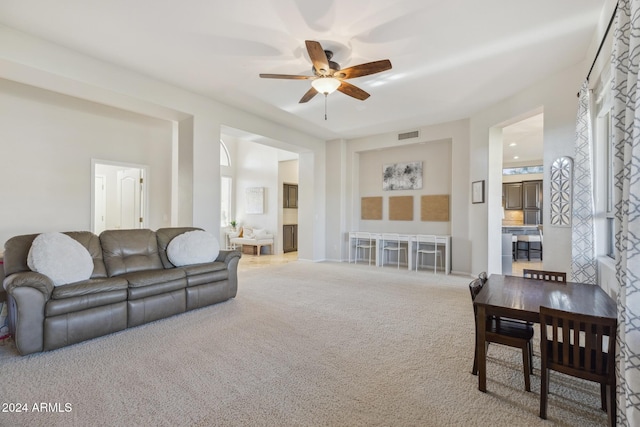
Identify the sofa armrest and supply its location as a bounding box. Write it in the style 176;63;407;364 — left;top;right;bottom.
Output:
4;271;55;355
216;250;242;265
4;271;54;300
216;250;242;299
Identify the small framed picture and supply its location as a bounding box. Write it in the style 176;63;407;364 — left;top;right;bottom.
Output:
472;180;485;204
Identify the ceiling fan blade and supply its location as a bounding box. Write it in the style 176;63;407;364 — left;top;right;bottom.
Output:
305;40;330;75
259;73;314;80
299;87;318;103
335;60;392;79
337;81;370;100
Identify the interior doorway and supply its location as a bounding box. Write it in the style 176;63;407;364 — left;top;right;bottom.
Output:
220;125;302;257
499;112;544;275
91;160;148;235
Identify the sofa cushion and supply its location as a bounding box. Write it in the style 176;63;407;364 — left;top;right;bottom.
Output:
65;231;108;278
51;277;129;300
252;228;268;239
46;290;128;317
156;227;202;268
230;237;274;246
123;268;186;288
167;230;220;266
27;232;93;286
4;231;106;279
122;268;187;301
100;229;164;276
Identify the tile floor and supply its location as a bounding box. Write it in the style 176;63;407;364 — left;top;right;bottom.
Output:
237;251;297;271
511;259;543;276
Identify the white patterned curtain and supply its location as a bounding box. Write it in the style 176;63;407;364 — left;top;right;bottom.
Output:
571;81;597;284
611;0;640;425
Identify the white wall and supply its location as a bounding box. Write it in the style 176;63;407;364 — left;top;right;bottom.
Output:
0;22;604;272
327;120;470;274
470;62;584;277
357;140;452;235
0;78;172;246
224;137;301;255
235;140;279;235
0;24;326;260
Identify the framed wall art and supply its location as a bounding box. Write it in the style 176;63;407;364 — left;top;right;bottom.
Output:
382;161;423;190
245;187;265;214
472;180;485;204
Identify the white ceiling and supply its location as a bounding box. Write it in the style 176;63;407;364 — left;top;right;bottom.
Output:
0;0;605;150
502;113;544;165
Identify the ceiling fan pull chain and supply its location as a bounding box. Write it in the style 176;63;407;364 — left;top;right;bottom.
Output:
324;93;328;120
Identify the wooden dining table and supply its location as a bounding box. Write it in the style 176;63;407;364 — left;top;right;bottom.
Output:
473;274;617;392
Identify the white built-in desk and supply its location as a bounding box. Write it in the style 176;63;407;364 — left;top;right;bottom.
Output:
348;232;451;274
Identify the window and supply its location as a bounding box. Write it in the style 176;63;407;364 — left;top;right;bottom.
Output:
604;112;615;258
220;140;230;166
594;70;615;260
221;176;232;227
220;140;232;227
502;165;544;175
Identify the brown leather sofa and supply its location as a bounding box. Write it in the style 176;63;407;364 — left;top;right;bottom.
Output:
2;227;241;355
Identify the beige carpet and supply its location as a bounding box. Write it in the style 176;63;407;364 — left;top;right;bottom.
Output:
0;261;608;426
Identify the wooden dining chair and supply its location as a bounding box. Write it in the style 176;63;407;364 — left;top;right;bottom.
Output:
539;306;616;427
469;276;534;391
523;269;567;283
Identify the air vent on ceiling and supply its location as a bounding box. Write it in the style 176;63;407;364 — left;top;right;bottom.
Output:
398;130;419;140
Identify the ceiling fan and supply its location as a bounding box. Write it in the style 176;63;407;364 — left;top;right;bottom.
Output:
259;40;392;104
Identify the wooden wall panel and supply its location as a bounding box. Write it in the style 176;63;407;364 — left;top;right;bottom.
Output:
421;195;450;221
361;197;383;220
389;196;413;221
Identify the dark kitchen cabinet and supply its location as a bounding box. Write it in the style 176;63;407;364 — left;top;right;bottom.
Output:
523;209;541;225
523;180;543;225
284;183;298;208
283;224;298;253
503;183;523;210
523;180;542;209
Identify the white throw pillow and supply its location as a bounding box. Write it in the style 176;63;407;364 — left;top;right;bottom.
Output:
243;227;254;239
167;230;220;266
253;228;267;239
27;232;94;286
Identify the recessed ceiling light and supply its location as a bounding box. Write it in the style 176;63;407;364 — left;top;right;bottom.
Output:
513;156;519;159
509;143;517;147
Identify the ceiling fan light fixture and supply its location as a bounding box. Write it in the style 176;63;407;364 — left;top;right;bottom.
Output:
312;77;341;94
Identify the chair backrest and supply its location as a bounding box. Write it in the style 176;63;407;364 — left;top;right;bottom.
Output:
415;234;438;249
523;269;567;282
381;233;400;247
478;271;488;284
468;277;484;303
468;278;484;328
539;306;616;383
354;232;374;246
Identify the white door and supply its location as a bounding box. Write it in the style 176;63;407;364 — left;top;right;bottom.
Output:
94;175;107;234
117;168;143;229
